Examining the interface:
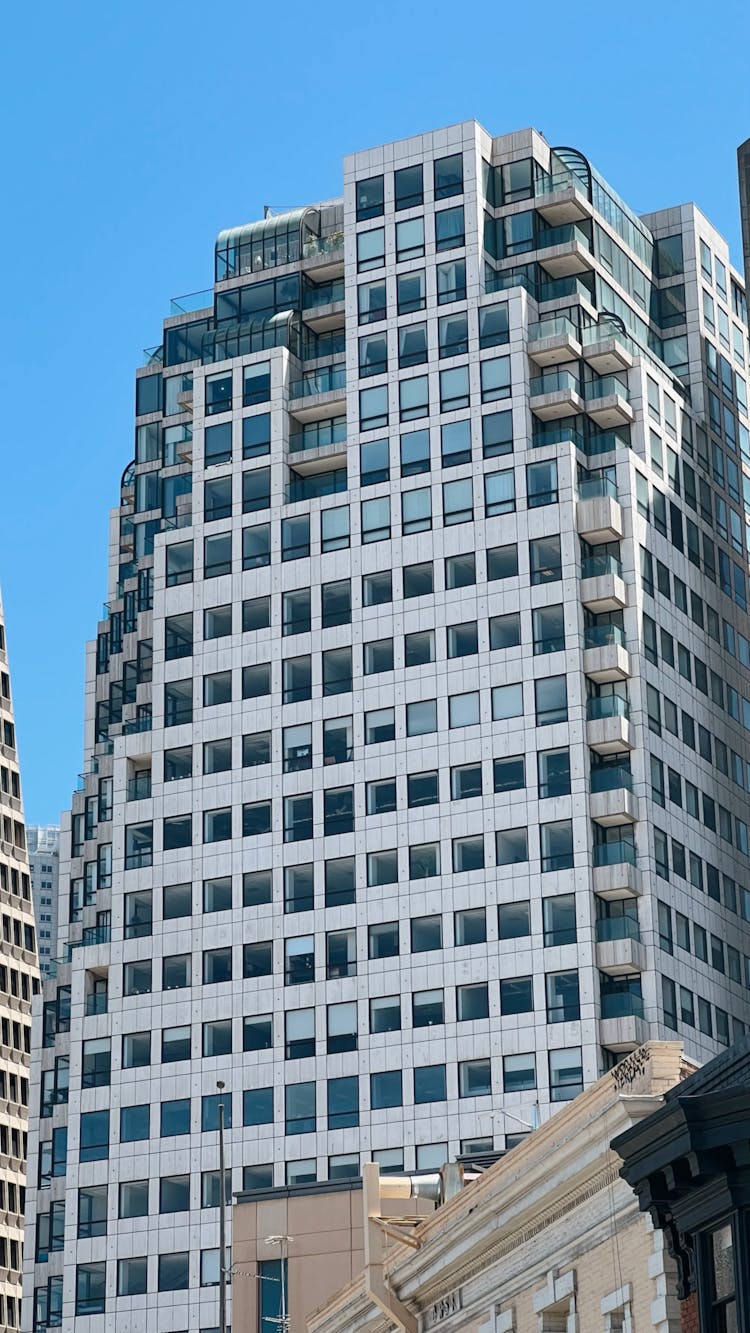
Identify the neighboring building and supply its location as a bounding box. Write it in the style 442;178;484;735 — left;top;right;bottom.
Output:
25;830;59;979
307;1041;690;1333
738;138;750;290
615;1033;750;1332
231;1175;435;1333
24;120;750;1330
0;590;41;1332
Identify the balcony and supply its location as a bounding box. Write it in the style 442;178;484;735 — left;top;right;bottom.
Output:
529;368;583;420
581;324;634;375
580;553;627;614
127;772;152;801
577;484;623;544
302;278;345;331
289;417;347;474
598;1013;648;1052
583;376;634;429
586;696;632;754
593;845;640;900
537;223;595;278
535;173;593;225
85;992;108;1016
583;626;630;684
302;229;345;280
527;315;582;367
289;363;347;422
596;919;645;976
590;763;638;826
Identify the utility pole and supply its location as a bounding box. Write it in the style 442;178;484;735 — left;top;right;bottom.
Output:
217;1080;228;1333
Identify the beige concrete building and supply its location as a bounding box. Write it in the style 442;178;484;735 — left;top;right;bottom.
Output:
232;1177;435;1333
306;1042;692;1333
0;591;40;1332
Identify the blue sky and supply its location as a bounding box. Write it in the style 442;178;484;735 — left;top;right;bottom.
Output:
1;0;749;822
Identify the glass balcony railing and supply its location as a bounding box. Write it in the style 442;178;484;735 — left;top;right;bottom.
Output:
581;553;622;580
127;773;152;801
532;423;584;450
289;418;347;453
584;376;630;403
538;275;594;304
85;992;108;1016
590;765;633;794
302;230;345;259
528;315;579;342
583;430;630;457
170;288;213;315
536;169;585;199
584;623;626;650
578;475;618;501
593;838;637;867
122;715;153;736
485;267;536;297
529;369;580;397
286;468;347;504
595;916;641;943
600;990;644;1020
290;364;346;397
302;279;345;310
586;695;629;722
537;223;591;251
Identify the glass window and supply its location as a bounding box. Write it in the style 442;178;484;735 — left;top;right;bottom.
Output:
459;1059;491;1097
397;270;426;314
242;413;271;458
535;676;567;725
527;459;558;507
487;543;518;580
406;699;437;735
360;437;389;486
494;755;525;793
498;901;530;939
399;376;429;421
371;1070;402;1109
359;332;387;379
402;487;432;533
443;477;473;524
357;227;385;272
541;820;574;871
490;612;521;649
484;469;515;515
530;535;562;583
358;277;387;324
361;496;391;542
543;895;577;946
242;523;270;569
435;205;465;250
503;1052;536;1093
440;366;470;412
449;691;480;727
407;771;439;806
356;175;384;221
479;303;509;348
457;982;489;1020
396;216;425;261
445;552;475;588
491;683;523;720
403;561;433;597
500;976;533;1014
455;907;486;945
120;1104;149;1143
414;1064;446;1103
399;322;428;369
395;163;423;210
441;419;471;466
434;153;463;199
411;914;442;952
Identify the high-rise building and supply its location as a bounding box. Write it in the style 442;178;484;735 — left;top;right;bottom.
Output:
26;831;59;980
24;121;750;1331
0;590;40;1333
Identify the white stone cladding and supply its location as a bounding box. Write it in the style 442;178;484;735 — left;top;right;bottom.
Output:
22;122;750;1331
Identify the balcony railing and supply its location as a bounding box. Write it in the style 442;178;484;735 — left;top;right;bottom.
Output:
302;279;345;310
85;992;109;1016
595;916;641;943
584;624;626;650
538;275;594;304
290;364;346;397
122;715;153;736
529;368;580;396
537;223;592;251
590;765;633;794
586;695;629;722
581;553;622;580
593;838;636;867
578;475;618;501
583;376;630;403
127;773;152;801
528;314;579;342
532;423;584;450
600;990;644;1019
302;230;345;259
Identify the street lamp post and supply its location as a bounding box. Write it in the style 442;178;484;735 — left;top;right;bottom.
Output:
217;1080;228;1333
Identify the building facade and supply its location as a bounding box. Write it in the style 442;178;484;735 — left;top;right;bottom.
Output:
0;590;40;1333
25;831;59;980
307;1042;689;1333
24;121;750;1331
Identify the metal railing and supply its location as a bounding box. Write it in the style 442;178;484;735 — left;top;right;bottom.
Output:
593;838;636;867
590;765;633;793
581;553;622;579
586;694;629;721
578;475;618;500
595;916;640;943
584;623;626;650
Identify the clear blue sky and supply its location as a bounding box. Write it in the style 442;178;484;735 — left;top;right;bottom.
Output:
1;0;748;823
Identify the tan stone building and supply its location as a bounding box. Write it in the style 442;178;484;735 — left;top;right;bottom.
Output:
303;1042;692;1333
